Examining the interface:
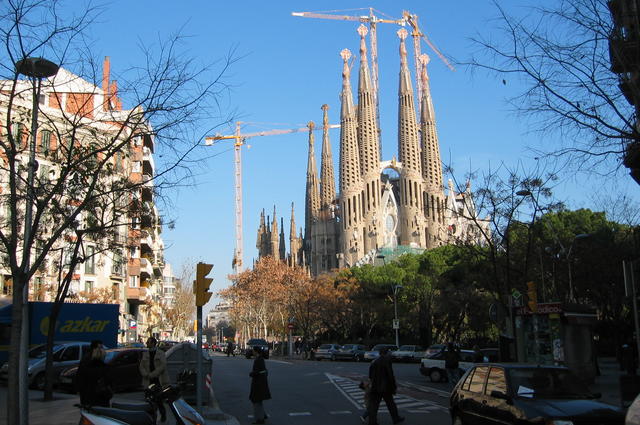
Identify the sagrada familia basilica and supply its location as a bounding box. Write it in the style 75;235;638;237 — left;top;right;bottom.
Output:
256;26;489;276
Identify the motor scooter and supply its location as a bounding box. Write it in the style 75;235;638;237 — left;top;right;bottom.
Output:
78;381;206;425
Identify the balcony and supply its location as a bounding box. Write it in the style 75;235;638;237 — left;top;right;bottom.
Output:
609;37;640;73
126;286;150;304
140;231;153;250
140;257;153;279
142;147;155;175
142;133;154;153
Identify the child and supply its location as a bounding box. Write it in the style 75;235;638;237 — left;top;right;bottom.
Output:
358;379;371;422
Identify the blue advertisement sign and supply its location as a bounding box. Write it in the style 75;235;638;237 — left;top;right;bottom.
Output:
29;302;119;348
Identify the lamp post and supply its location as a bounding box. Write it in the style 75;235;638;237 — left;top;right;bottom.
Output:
14;57;58;425
393;284;403;348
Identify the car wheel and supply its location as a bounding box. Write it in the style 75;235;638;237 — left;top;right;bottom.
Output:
453;414;464;425
429;368;443;383
32;373;46;390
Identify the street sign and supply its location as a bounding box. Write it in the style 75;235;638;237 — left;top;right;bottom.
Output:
512;289;522;299
287;323;294;330
392;319;399;329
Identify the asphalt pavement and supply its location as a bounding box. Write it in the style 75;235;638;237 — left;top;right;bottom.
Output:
210;352;451;425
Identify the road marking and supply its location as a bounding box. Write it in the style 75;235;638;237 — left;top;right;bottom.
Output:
289;412;312;416
329;411;352;415
400;380;451;397
267;359;292;365
326;373;448;413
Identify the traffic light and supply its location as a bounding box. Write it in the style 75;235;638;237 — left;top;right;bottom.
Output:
526;281;538;313
194;262;213;307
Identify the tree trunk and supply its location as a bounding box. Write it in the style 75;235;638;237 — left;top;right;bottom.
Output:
8;274;25;425
43;300;63;400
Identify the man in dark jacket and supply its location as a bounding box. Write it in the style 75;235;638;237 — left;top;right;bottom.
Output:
444;342;461;384
249;346;271;424
367;347;404;425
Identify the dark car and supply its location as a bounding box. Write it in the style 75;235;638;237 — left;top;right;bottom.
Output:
245;338;270;359
58;348;146;393
334;344;368;361
450;364;625;425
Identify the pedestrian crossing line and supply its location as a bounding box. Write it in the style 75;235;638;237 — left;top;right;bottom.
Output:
326;373;448;413
289;412;312;416
329;411;353;415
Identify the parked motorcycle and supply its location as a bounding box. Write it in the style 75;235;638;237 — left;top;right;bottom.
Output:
78;381;206;425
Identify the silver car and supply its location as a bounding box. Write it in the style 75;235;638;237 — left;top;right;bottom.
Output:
0;341;91;389
364;344;398;361
314;344;342;361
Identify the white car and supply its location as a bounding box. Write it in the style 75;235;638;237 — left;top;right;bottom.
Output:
391;345;426;363
419;349;484;382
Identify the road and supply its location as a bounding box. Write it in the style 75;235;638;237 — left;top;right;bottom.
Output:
211;353;453;425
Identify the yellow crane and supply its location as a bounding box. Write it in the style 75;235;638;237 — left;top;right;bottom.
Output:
205;120;340;274
292;8;454;117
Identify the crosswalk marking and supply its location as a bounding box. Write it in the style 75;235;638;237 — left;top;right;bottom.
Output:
325;373;448;414
329;411;352;414
289;412;312;416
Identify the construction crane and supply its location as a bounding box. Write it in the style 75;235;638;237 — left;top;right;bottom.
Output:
291;8;454;117
205;121;340;274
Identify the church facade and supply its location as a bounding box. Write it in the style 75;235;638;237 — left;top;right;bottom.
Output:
256;26;488;276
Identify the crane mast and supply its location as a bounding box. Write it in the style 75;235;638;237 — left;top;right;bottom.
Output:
206;122;340;275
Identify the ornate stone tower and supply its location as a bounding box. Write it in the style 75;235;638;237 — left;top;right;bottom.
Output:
338;48;364;267
396;28;425;246
269;205;279;259
356;25;383;254
304;122;321;267
419;54;446;248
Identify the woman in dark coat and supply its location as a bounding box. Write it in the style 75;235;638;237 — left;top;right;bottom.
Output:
249;346;271;424
76;346;112;407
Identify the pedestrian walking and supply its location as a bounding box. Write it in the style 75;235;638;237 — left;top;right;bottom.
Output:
444;342;461;384
249;346;271;424
76;344;112;407
367;346;404;425
358;379;371;423
139;336;170;423
227;341;235;357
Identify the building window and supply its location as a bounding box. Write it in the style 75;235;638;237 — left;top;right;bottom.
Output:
40;130;51;155
129;275;138;288
85;246;95;274
34;277;44;301
112;250;123;276
84;280;94;293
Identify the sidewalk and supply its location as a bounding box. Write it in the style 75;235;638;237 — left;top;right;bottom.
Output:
590;356;634;407
0;386;239;425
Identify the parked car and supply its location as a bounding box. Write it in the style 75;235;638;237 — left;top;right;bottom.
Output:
0;341;92;389
59;347;146;393
420;349;482;382
364;344;398;361
450;364;625;425
315;344;342;361
158;340;179;352
245;338;270;359
425;343;446;356
334;344;368;362
392;345;426;363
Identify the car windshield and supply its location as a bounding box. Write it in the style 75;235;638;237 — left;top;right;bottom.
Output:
104;351;119;363
248;339;267;345
510;368;594;399
371;344;393;351
342;345;354;349
398;345;413;351
28;344;63;359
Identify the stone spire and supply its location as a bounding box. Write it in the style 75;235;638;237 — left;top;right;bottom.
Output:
279;217;286;260
338;48;363;266
256;209;266;257
289;202;301;266
304;121;321;242
419;53;445;248
397;28;424;246
320;104;336;213
357;24;382;252
270;205;279;258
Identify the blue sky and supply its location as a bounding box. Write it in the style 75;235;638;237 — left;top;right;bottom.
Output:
79;0;638;310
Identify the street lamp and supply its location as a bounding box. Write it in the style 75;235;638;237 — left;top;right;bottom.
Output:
15;57;59;424
393;284;402;348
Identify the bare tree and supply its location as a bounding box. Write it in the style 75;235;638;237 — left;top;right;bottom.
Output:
0;1;235;422
164;280;196;341
468;0;634;176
